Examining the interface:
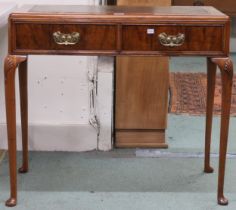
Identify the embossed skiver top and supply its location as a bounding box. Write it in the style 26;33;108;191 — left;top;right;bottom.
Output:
10;5;228;21
29;5;224;15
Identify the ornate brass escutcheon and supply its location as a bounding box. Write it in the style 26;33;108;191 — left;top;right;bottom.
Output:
158;32;185;47
53;31;80;45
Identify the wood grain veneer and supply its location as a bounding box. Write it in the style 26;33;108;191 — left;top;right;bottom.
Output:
122;25;224;52
15;23;117;51
116;129;167;148
115;56;169;129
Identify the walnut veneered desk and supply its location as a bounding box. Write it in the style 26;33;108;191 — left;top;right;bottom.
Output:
4;5;233;207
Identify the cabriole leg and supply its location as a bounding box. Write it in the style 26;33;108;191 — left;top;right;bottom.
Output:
18;59;29;173
4;55;27;207
211;57;233;205
204;58;217;173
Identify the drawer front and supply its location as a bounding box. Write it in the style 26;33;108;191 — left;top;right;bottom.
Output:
122;25;224;54
14;23;117;53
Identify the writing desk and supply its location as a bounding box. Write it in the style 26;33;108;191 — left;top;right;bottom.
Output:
4;5;233;207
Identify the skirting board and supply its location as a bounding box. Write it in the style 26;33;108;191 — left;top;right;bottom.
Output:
115;130;168;148
0;123;98;152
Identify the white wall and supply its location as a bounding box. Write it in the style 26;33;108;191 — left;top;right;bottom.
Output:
0;0;101;6
0;0;113;151
231;17;236;53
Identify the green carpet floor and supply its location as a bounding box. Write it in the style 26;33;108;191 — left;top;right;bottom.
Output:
1;114;236;209
0;151;236;210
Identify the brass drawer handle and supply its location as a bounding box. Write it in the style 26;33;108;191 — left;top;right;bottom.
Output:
53;31;80;45
158;32;185;47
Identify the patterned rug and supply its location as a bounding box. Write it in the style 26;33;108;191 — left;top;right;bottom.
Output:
169;72;236;116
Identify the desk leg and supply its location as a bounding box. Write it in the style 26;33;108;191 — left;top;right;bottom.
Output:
211;57;233;205
18;59;28;173
204;58;216;173
4;55;27;207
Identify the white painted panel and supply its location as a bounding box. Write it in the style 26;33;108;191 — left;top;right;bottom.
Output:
27;55;92;125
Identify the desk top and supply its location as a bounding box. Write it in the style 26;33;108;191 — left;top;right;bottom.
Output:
11;5;228;21
29;5;223;15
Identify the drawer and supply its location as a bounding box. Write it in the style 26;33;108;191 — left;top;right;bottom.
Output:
13;23;117;53
122;25;224;54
